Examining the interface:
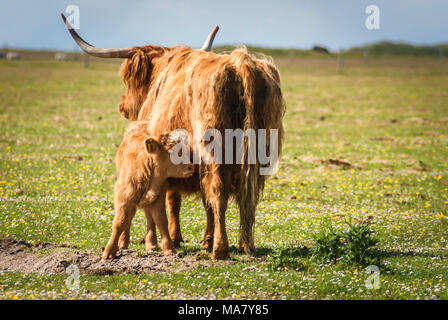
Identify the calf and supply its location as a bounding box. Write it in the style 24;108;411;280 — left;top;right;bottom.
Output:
102;121;194;259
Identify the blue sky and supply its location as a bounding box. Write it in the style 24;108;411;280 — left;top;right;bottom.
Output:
0;0;447;51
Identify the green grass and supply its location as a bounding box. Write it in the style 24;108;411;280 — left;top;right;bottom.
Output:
0;56;447;300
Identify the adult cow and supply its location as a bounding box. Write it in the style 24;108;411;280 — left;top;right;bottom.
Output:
62;15;285;259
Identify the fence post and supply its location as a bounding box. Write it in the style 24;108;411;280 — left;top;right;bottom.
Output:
338;49;344;73
363;48;369;64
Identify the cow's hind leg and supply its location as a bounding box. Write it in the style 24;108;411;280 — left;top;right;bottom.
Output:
201;196;214;250
167;190;183;248
237;200;256;255
201;164;231;260
237;190;257;254
237;165;258;255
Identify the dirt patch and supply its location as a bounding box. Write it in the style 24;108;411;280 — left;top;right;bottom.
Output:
0;238;233;275
299;156;361;169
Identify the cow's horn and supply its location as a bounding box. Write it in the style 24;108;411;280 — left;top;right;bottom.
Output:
200;26;219;52
61;14;134;58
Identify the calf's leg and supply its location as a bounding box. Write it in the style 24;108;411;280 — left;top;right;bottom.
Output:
142;206;158;251
146;193;176;256
118;209;136;250
103;201;136;259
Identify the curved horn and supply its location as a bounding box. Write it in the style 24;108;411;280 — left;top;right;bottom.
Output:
200;26;219;51
61;14;134;59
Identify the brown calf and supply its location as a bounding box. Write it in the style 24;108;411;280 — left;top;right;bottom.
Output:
102;121;194;259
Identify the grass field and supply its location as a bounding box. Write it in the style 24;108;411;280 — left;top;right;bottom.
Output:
0;54;447;299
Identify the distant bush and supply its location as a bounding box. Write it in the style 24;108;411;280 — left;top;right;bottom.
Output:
213;45;335;59
347;41;448;57
214;41;448;58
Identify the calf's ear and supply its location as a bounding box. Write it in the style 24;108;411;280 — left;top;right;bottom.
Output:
145;138;159;154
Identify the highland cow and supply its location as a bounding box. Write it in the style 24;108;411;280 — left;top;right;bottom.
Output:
62;15;285;259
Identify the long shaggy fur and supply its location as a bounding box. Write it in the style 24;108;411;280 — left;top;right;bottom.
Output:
119;45;285;255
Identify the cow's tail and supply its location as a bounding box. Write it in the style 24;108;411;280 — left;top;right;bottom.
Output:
229;48;265;254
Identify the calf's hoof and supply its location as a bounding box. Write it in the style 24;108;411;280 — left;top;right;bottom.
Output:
145;244;157;252
102;248;117;260
118;243;129;250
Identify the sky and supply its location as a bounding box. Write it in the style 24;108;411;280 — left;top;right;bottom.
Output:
0;0;447;51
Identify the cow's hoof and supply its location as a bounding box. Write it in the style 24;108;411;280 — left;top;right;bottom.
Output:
237;245;256;255
238;240;256;255
202;237;213;251
212;249;230;260
173;238;184;248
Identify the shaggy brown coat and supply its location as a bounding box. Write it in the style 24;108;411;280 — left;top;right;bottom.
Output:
119;46;285;259
102;121;194;259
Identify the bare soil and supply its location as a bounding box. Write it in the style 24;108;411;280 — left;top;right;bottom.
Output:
0;238;233;275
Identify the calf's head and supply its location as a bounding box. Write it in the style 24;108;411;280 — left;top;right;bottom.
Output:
146;137;194;179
